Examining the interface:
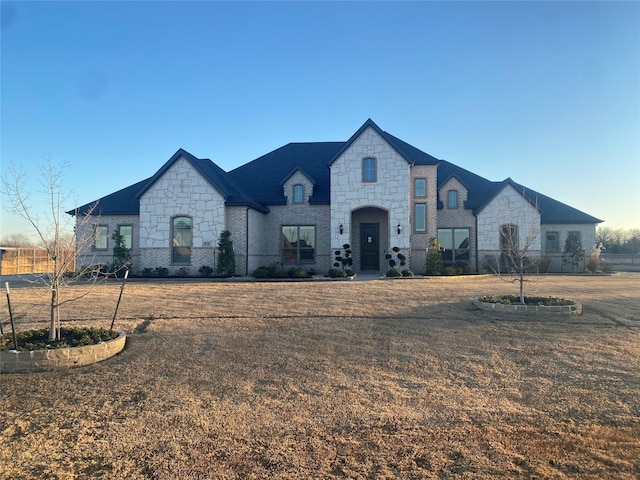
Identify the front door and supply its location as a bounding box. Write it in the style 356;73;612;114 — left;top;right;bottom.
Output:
360;223;380;271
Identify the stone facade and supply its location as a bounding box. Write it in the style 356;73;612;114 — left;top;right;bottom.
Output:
476;184;541;269
139;157;225;274
330;126;411;271
72;123;599;276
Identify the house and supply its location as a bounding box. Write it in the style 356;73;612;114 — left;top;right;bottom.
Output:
70;119;602;275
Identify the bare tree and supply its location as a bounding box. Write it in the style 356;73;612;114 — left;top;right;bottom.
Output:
0;233;36;247
2;157;101;341
481;188;543;304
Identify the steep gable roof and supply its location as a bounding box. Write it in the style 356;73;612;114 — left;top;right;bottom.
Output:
228;142;344;205
69;120;600;225
328;118;440;167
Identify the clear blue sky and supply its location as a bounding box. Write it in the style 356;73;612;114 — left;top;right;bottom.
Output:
2;1;639;240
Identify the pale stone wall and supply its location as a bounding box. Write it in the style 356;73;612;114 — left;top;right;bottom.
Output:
409;164;439;273
139;157;226;271
541;223;597;272
75;214;141;272
476;185;541;267
330;126;410;272
0;332;126;373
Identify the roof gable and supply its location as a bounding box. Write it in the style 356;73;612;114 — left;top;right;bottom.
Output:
328;119;440;167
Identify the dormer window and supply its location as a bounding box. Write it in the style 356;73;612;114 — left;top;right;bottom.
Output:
293;184;304;204
447;190;458;208
362;158;376;182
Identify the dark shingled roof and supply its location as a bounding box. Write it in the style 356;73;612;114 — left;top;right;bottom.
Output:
69;120;601;225
228;142;345;205
436;159;602;224
70;178;150;216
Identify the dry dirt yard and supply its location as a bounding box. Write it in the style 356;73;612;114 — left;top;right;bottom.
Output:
1;273;639;479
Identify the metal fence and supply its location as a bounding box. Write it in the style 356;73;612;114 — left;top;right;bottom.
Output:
0;248;75;275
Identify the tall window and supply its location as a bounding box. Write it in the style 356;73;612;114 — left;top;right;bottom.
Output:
500;224;519;256
362;158;376;182
447;190;458;208
93;225;108;250
437;228;470;263
282;225;315;263
293;184;304;204
414;203;426;232
546;231;559;252
118;225;133;249
172;216;192;264
414;178;426;197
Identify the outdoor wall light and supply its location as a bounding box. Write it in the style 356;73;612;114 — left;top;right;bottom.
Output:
339;224;344;235
397;224;402;234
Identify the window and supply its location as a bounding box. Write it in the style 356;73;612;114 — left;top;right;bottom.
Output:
437;228;470;263
414;203;426;232
172;216;192;264
93;225;108;250
282;225;315;263
546;231;559;252
447;190;458;208
362;158;376;182
118;225;133;249
500;224;519;256
293;184;304;204
414;178;426;197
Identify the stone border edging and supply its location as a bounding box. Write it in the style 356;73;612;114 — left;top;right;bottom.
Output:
0;332;127;374
472;298;582;316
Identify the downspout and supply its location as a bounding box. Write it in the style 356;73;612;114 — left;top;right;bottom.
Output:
475;213;479;273
245;207;250;276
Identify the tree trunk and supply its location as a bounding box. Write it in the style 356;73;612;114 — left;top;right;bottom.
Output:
48;286;57;342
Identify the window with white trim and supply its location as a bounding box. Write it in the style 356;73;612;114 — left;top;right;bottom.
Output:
172;216;192;264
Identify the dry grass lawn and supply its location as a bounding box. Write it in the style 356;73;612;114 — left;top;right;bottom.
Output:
1;273;639;479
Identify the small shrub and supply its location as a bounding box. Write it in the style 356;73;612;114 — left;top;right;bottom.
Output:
328;268;347;278
401;269;414;277
385;268;402;278
198;265;214;277
176;267;190;276
141;267;153;277
155;267;169;277
252;267;270;278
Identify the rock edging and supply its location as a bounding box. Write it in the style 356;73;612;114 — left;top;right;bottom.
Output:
0;332;127;374
472;298;582;316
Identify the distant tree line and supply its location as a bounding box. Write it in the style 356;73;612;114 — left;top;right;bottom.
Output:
596;227;640;255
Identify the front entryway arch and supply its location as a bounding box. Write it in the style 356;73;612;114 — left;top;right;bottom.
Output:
351;207;389;273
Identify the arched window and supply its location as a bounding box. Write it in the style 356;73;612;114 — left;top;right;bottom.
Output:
172;216;192;264
293;184;304;204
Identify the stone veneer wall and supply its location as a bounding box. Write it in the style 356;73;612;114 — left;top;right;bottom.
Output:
330;127;410;272
139;157;226;272
476;185;541;268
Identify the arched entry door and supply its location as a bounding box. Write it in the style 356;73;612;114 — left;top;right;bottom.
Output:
351;206;388;272
360;223;379;271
